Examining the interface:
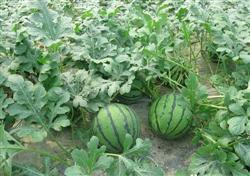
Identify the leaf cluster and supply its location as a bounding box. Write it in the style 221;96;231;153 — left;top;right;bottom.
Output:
188;83;250;175
65;136;164;176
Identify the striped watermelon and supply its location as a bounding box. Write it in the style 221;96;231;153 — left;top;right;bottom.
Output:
167;64;188;88
117;79;144;104
93;103;140;153
117;89;144;104
149;94;192;139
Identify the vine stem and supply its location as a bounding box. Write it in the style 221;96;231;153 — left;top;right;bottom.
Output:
106;153;121;157
228;137;250;147
162;75;184;91
200;131;217;144
201;130;250;148
207;95;224;99
199;103;227;110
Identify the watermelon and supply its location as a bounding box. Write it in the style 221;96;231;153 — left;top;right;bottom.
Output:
93;103;140;153
117;89;144;104
167;64;188;88
149;94;192;139
117;79;144;104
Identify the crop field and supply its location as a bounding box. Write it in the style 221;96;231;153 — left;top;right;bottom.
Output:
0;0;250;175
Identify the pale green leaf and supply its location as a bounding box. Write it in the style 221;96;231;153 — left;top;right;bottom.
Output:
240;52;250;64
65;166;87;176
108;83;120;97
122;134;133;152
6;104;32;119
228;116;247;135
229;103;245;115
234;143;250;166
16;127;47;142
51;116;70;131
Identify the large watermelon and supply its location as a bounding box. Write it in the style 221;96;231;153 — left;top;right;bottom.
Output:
93;103;140;153
149;94;192;139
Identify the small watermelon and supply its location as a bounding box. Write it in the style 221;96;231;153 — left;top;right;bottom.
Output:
167;64;188;88
149;94;192;139
93;103;140;153
117;79;144;104
117;89;144;104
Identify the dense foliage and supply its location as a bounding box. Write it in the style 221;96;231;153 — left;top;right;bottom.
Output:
0;0;250;175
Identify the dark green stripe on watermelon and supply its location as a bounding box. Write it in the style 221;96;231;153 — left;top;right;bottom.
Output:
116;90;144;104
167;106;192;138
105;106;123;149
164;94;177;133
167;107;186;135
93;103;140;153
154;97;162;133
116;79;144;104
148;94;192;139
130;108;140;137
115;104;130;134
123;105;136;139
169;118;192;139
158;95;173;134
95;115;120;151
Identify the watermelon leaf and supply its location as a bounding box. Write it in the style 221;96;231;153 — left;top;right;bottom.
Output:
122;134;133;152
234;143;250;167
189;144;248;176
123;138;152;157
0;89;13;120
182;73;208;110
0;125;24;176
5;74;70;142
61;70;113;112
227;116;247;135
107;138;164;176
24;0;73;46
228;103;245;115
107;155;164;176
65;166;87;176
65;136;113;176
66;137;164;176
